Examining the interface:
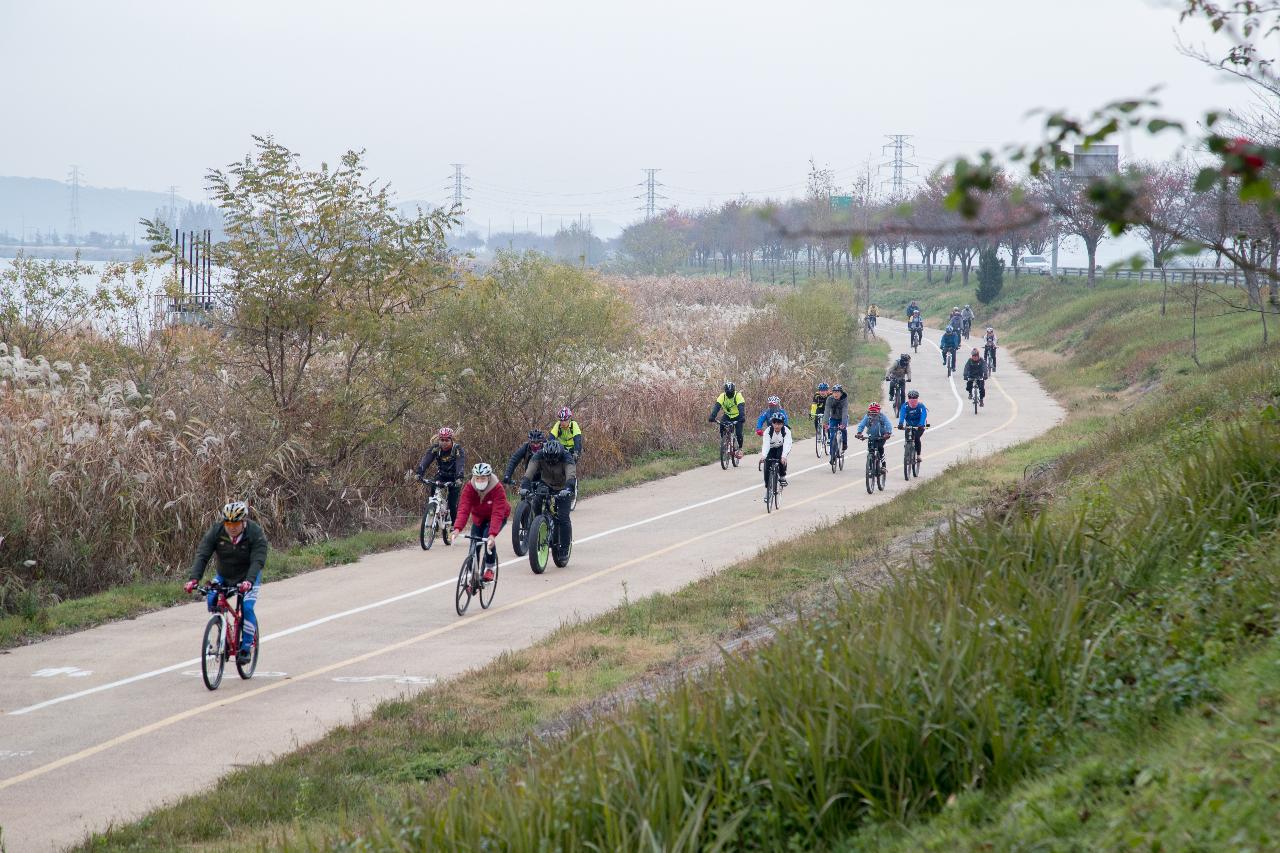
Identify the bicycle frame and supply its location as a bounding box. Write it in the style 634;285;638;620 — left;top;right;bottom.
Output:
199;585;245;657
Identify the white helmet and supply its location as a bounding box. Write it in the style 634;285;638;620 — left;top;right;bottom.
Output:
221;501;248;522
471;462;492;477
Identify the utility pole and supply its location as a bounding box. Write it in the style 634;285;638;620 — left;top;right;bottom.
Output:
638;168;665;219
879;134;917;200
167;185;178;227
67;165;82;244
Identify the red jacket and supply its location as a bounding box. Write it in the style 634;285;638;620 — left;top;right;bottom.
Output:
453;475;510;533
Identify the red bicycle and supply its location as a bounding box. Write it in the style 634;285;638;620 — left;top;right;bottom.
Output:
192;582;258;690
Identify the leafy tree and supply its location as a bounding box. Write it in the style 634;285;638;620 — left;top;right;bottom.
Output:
0;253;139;356
619;213;691;273
975;246;1004;305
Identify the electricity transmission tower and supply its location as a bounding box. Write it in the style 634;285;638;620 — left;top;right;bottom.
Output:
448;164;469;215
879;134;918;199
167;185;178;226
67;165;82;243
637;168;665;219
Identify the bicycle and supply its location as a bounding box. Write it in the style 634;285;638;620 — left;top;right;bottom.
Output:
192;581;258;691
814;417;828;458
418;479;455;550
888;379;906;418
525;482;573;574
862;314;877;340
902;425;926;480
716;418;743;469
510;487;533;556
984;343;998;373
962;317;972;339
455;533;499;616
910;327;922;352
944;348;957;378
761;456;782;513
828;422;846;473
970;381;982;414
857;434;888;494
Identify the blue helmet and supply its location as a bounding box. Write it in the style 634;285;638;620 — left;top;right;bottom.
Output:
817;382;829;392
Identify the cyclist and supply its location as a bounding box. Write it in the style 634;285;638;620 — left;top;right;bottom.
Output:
897;390;930;460
948;306;963;331
825;383;850;457
708;382;746;453
905;299;920;320
907;310;924;347
885;354;912;406
183;501;268;666
519;438;576;550
960;304;975;336
453;462;510;583
854;401;893;459
940;325;961;367
502;429;546;485
963;347;989;406
415;427;466;524
983;326;999;371
549;407;583;460
758;411;793;489
809;382;831;434
865;303;879;330
755;395;789;435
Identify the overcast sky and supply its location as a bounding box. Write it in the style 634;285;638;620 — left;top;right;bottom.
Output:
0;0;1254;238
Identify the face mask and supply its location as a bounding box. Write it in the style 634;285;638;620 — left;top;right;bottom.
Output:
472;478;488;490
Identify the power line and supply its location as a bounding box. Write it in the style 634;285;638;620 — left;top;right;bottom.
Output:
66;165;81;242
879;134;918;200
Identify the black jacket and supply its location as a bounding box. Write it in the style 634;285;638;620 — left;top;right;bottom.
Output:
503;441;540;481
520;451;578;492
416;443;466;481
963;357;988;381
188;520;269;584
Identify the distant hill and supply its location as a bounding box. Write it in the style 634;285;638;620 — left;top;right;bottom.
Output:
0;176;185;241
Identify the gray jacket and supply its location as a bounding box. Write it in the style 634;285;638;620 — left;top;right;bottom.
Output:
824;391;849;426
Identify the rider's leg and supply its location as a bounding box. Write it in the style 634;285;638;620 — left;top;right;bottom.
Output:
240;572;261;652
553;493;573;547
978;380;986;404
733;417;744;449
206;575;222;613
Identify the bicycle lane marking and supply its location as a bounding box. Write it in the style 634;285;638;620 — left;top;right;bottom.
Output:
5;322;958;718
0;382;1019;793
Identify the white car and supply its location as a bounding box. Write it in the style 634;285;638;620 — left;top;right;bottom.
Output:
1020;255;1050;275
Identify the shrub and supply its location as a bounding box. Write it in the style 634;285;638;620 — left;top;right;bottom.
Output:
975;246;1004;304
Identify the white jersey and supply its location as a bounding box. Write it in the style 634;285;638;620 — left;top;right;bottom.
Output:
760;425;793;458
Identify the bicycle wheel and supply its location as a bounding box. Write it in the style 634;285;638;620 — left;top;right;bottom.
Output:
865;452;875;494
421;506;438;551
552;532;572;568
973;389;979;415
455;555;474;616
570;481;579;511
876;453;887;491
904;444;914;481
528;515;551;574
236;622;258;680
479;549;498;609
441;511;454;546
815;424;823;457
730;436;741;467
765;465;776;512
201;615;225;691
771;470;781;511
912;451;921;477
838;447;844;471
511;499;532;556
719;431;730;470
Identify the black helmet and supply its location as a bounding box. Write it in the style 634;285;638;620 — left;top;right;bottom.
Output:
899;354;910;365
907;389;919;399
724;382;736;395
539;440;565;461
528;429;545;442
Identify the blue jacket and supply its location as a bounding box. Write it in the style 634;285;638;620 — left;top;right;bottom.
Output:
898;402;928;428
855;412;893;438
940;330;961;351
755;407;789;430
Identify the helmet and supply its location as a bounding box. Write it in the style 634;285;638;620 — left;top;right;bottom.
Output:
221;501;248;522
912;309;921;316
907;390;920;400
438;427;455;441
817;382;829;392
964;304;971;309
986;326;994;333
971;348;981;357
832;384;844;393
898;354;910;365
767;395;781;406
471;462;492;477
953;306;960;312
867;402;881;414
538;440;564;461
724;382;736;395
528;429;545;442
945;325;954;333
769;412;786;424
557;407;573;421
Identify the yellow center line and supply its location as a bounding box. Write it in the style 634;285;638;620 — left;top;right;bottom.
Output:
0;374;1018;793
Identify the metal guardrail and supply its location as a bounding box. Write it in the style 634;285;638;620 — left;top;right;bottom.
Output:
884;262;1243;284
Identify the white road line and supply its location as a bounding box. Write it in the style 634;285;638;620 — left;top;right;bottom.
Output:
6;322;969;717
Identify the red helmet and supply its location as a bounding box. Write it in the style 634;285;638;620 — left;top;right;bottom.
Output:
557;406;573;421
438;427;454;440
867;402;881;414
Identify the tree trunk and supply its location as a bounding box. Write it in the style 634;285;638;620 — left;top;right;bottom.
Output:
1085;237;1098;287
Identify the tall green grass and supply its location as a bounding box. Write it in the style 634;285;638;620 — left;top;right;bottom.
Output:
327;414;1280;851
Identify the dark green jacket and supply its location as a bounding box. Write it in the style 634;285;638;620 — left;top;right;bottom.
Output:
188;520;269;584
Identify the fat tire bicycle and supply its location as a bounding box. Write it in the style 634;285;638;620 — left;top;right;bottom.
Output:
857;434;888;494
192;581;258;691
455;533;499;616
418;479;455;550
525;482;573;574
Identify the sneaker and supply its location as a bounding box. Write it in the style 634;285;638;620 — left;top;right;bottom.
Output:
780;477;788;487
236;647;252;665
980;398;985;407
482;567;495;582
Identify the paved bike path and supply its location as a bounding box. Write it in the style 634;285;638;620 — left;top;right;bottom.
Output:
0;320;1064;851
